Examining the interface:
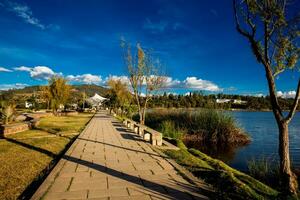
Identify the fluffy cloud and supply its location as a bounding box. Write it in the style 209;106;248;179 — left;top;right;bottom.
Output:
14;66;58;80
67;74;102;84
183;77;221;91
0;67;12;72
0;83;28;91
105;75;130;85
164;77;181;88
30;66;56;80
277;91;296;99
104;75;221;92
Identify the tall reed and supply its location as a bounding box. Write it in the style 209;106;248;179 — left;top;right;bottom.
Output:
135;109;250;145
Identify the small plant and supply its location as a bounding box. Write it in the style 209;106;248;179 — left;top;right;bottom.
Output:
159;120;183;139
0;103;16;124
247;156;280;187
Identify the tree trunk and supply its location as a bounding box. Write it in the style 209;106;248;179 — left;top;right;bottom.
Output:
278;121;298;194
139;109;144;125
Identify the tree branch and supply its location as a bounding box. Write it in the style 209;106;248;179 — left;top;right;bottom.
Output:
285;79;300;123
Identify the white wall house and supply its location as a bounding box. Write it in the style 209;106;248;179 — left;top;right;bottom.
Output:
25;101;33;108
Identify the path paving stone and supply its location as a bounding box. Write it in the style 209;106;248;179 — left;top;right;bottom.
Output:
31;111;209;200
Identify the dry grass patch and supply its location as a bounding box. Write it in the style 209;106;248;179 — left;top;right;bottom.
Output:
0;113;93;200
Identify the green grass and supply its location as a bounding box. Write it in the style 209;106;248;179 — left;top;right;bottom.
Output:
163;139;279;200
0;113;93;200
37;113;93;135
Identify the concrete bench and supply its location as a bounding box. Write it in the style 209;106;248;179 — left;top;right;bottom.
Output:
122;118;162;146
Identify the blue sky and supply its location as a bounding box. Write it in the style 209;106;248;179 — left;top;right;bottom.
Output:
0;0;299;97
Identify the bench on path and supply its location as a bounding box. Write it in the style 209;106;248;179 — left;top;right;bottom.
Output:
122;118;163;146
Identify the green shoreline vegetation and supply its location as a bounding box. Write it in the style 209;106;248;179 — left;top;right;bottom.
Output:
134;109;251;145
162;139;279;200
129;109;299;199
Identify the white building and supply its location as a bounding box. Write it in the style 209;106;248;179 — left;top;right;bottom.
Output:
25;101;33;108
216;99;231;104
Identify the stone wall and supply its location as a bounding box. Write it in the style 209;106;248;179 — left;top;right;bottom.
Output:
0;123;30;137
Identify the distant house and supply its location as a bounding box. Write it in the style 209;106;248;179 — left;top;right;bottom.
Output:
25;101;33;108
86;93;107;108
233;99;247;104
216;99;231;103
216;99;247;104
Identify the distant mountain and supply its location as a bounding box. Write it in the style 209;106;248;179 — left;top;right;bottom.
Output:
0;84;108;97
71;84;108;97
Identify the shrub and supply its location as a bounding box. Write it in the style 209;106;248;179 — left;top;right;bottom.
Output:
139;109;250;146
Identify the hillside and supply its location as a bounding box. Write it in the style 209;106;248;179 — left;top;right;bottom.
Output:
0;84;108;97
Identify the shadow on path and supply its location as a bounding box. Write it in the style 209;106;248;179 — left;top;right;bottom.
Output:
77;137;167;158
63;154;208;200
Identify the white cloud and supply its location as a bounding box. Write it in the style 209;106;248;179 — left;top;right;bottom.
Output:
30;66;56;80
104;75;221;92
0;67;12;72
14;66;59;80
277;91;296;99
67;74;102;84
183;77;221;91
14;66;32;72
164;77;181;88
0;83;28;90
6;1;45;29
105;75;130;85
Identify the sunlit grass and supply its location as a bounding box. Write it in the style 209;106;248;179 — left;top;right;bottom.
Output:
163;139;279;200
0;113;93;200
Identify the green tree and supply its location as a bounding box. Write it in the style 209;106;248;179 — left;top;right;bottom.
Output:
107;78;132;116
233;0;300;194
48;77;71;115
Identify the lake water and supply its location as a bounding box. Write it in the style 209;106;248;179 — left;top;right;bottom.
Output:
221;111;300;171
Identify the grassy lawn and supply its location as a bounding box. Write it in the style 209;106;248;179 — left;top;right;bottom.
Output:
36;114;93;135
162;139;279;200
0;113;93;200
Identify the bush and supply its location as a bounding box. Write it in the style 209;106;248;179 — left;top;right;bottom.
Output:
138;109;250;146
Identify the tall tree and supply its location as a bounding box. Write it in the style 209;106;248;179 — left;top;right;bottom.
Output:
48;77;71;115
233;0;300;194
107;78;132;116
40;86;51;110
122;41;166;124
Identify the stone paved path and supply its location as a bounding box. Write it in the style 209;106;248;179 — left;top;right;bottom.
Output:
31;111;209;200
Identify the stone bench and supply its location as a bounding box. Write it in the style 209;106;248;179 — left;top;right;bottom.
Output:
122;119;163;146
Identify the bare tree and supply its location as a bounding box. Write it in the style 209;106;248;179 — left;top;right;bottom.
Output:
122;41;166;124
233;0;300;194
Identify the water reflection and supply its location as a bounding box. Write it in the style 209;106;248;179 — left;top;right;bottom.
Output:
183;111;300;171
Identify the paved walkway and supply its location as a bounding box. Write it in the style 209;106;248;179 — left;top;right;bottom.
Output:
32;111;209;200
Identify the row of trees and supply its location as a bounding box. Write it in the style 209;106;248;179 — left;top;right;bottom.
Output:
149;92;298;110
